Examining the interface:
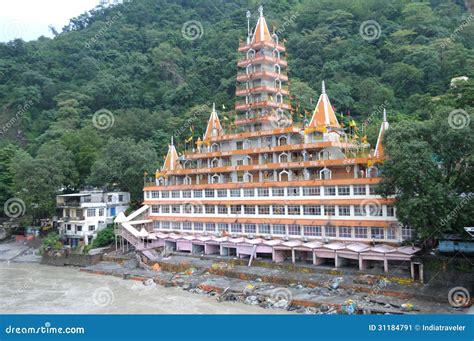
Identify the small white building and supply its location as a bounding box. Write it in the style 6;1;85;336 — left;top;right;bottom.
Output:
56;189;130;246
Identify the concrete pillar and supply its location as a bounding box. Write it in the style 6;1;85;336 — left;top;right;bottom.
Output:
359;256;370;270
291;249;295;264
335;254;347;268
383;257;388;273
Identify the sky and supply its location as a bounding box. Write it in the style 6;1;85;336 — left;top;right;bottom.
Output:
0;0;100;42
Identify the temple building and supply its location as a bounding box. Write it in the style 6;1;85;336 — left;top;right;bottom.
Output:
116;7;419;274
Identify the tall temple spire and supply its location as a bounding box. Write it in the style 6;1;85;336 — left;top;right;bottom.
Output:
374;108;389;159
203;103;223;141
307;81;340;129
251;5;272;43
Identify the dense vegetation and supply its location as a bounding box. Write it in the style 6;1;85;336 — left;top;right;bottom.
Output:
0;0;472;239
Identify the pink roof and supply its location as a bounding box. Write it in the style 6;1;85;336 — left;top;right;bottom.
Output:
301;241;323;249
244;238;265;245
396;246;420;255
229;237;246;243
196;236;212;242
345;243;371;253
370;244;396;253
263;239;282;246
323;242;346;250
210;236;228;243
282;240;302;248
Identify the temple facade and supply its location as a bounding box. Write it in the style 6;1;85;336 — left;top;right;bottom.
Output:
116;7;419;272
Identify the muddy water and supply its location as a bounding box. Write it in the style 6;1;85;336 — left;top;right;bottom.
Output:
0;262;284;314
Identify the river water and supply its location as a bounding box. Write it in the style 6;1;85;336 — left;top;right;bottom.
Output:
0;262;283;314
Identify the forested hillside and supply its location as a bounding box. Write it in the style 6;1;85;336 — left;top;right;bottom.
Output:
0;0;473;237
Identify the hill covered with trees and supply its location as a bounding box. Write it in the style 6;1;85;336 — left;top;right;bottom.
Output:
0;0;472;238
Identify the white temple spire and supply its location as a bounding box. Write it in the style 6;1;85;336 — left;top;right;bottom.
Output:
321;80;326;95
258;5;263;17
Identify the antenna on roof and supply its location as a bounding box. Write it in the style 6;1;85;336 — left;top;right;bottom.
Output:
321;80;326;95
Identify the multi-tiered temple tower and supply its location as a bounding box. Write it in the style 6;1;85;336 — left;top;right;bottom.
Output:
116;7;419;273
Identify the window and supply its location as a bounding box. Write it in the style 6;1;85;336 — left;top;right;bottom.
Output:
287;187;300;196
98;208;104;216
171;191;180;198
183;204;192;214
402;227;413;240
151;191;159;198
153;221;160;229
171;205;180;213
304;205;321;215
161;191;170;198
325;226;336;237
87;209;96;217
151;205;160;213
182;222;192;230
205;189;215;198
172;222;181;230
288;225;301;236
386;205;395;217
339;226;352;238
218;223;228;232
107;195;112;202
272;187;284;196
230;205;242;214
355;227;368;239
119;195;123;202
244;205;256;214
272;224;286;235
323;205;335;216
77;226;82;232
273;205;285;215
258;188;269;197
243;188;255;197
354;205;366;216
161;205;170;213
230;189;241;197
206;223;216;232
236;159;244;166
217;205;228;214
258;205;270;214
353;185;366;195
88;225;95;231
287;205;301;215
205;205;215;214
162;221;171;229
371;227;384;239
303;186;320;196
324;186;336;196
258;224;270;234
194;222;204;231
369;185;377;195
217;189;227;197
230;223;242;233
338;186;350;196
236;141;244;150
338;205;351;216
193;190;202;198
244;224;256;234
387;228;397;240
304;225;321;237
194;205;203;214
